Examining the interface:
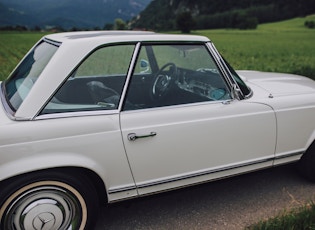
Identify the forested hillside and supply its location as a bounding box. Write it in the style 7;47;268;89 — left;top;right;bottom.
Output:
0;0;151;30
131;0;315;31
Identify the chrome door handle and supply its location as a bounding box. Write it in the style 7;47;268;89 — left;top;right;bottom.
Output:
127;132;157;141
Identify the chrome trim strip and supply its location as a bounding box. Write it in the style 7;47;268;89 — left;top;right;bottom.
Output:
118;42;141;111
43;38;62;47
121;99;229;114
206;42;235;95
108;185;137;194
136;156;274;189
274;151;304;160
35;109;119;120
106;151;304;195
0;82;17;120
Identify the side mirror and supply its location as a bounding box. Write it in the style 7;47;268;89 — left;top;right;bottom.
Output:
140;59;150;73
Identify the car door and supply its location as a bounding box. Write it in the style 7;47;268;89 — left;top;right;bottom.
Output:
120;43;277;195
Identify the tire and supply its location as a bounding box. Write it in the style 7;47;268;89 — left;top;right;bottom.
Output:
0;170;99;230
298;142;315;182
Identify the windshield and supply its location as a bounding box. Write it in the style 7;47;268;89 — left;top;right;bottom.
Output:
4;41;58;111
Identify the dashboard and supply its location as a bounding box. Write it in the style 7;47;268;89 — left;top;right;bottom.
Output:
175;68;230;101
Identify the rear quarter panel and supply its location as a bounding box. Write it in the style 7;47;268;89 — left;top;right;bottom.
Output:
0;114;137;202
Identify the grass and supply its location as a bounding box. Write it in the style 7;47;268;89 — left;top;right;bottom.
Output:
246;201;315;230
0;31;47;80
193;15;315;80
0;16;315;81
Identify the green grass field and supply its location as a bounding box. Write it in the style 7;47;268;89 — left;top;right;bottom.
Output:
0;15;314;81
247;201;315;230
194;15;315;79
0;32;47;80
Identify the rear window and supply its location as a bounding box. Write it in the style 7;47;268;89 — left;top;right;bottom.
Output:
4;40;58;111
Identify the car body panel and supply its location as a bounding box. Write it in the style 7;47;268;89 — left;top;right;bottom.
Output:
238;70;315;96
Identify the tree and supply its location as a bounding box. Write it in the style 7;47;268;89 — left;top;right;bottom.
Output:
305;21;315;29
15;25;28;31
104;23;113;30
234;11;258;30
33;26;41;31
114;18;127;30
176;12;196;33
238;17;258;30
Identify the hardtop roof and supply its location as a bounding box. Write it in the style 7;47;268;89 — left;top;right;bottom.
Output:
45;30;210;43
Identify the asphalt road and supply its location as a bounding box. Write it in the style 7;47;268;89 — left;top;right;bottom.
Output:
96;164;315;230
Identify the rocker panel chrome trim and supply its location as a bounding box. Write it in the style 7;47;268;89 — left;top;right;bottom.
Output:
274;151;303;160
107;151;304;195
108;185;137;194
136;156;274;189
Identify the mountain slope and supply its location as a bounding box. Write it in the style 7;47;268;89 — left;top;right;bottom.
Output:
0;0;152;29
132;0;315;31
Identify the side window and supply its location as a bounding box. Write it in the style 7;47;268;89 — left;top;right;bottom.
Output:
123;44;231;111
41;44;135;114
5;41;58;111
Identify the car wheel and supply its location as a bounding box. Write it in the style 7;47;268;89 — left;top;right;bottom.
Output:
298;142;315;182
0;170;99;230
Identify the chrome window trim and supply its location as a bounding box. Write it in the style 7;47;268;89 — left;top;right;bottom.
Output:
120;99;232;114
0;82;17;120
35;109;119;120
43;38;62;47
206;42;235;94
118;42;141;111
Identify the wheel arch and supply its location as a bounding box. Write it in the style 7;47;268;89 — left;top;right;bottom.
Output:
303;139;315;158
296;128;315;160
0;166;104;229
300;132;315;160
298;139;315;181
0;166;108;205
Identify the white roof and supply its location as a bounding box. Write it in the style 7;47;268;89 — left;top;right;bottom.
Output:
45;31;210;43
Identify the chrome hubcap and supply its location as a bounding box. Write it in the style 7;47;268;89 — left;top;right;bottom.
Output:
33;212;57;230
17;193;68;230
1;182;85;230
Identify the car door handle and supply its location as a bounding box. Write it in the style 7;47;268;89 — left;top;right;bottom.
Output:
127;132;157;141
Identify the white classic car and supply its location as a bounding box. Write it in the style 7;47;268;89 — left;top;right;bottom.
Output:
0;31;315;230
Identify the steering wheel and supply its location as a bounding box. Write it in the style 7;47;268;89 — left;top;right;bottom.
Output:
150;63;177;101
